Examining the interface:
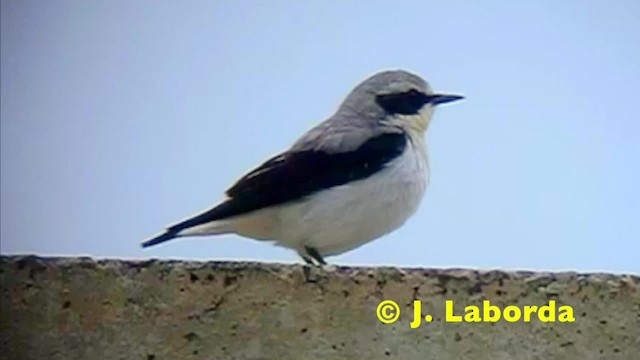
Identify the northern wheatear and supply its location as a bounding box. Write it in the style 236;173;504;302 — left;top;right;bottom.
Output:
142;70;463;266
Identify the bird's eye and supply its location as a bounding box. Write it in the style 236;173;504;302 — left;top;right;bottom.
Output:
375;89;427;115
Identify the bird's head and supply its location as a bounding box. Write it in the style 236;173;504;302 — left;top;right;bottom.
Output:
339;70;464;134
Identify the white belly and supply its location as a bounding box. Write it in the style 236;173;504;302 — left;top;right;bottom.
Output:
273;139;429;256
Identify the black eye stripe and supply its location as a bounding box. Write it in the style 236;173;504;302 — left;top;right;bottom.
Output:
375;90;428;115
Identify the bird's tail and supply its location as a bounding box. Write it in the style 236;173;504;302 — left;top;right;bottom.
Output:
141;230;179;248
141;206;233;248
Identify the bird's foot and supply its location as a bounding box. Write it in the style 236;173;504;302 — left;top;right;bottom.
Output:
302;265;316;283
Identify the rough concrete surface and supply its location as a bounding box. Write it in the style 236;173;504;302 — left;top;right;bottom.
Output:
0;256;638;360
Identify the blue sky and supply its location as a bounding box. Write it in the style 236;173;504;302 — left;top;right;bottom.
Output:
2;1;639;273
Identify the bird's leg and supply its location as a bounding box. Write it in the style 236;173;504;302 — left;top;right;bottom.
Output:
300;257;316;283
302;255;315;266
300;252;316;283
302;264;314;283
304;246;327;265
300;246;326;282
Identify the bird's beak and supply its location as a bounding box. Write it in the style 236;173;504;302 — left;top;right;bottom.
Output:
427;93;465;106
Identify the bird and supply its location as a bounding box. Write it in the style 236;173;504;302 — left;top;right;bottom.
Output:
142;69;463;267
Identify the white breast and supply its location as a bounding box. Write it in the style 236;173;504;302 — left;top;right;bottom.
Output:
275;135;429;256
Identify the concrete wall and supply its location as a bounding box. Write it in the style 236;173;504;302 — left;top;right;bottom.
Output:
1;256;638;360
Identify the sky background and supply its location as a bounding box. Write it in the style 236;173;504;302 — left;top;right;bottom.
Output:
2;1;639;273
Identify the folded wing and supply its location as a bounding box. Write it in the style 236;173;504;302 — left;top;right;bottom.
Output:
142;131;407;247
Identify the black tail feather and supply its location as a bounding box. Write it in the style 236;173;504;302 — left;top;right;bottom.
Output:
141;230;178;248
142;204;232;249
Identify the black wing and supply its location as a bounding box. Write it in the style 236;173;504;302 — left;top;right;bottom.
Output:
166;131;407;234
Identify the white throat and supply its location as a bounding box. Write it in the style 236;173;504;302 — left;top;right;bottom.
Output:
385;105;434;139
